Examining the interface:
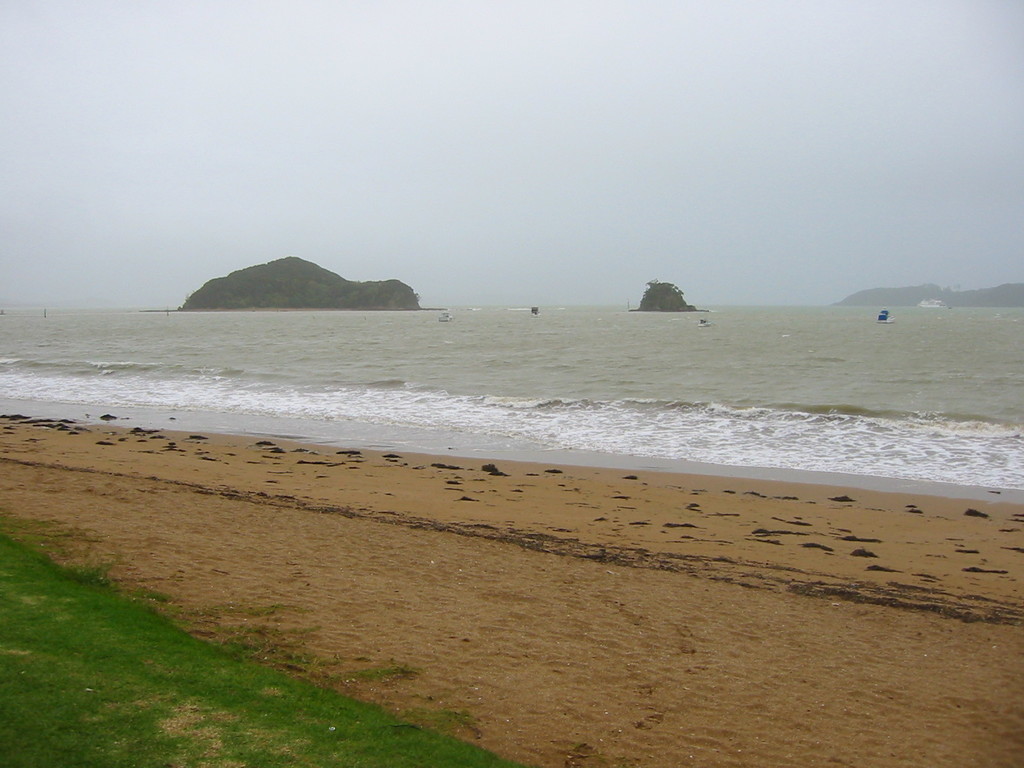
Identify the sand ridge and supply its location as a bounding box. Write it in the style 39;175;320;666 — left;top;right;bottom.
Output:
1;414;1023;767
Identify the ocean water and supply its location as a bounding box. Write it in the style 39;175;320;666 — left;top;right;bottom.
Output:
1;305;1022;492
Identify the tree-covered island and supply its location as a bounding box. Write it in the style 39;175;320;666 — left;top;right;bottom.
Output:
632;280;698;311
179;257;421;310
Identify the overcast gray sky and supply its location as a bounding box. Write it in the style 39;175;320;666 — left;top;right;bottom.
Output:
2;1;1021;308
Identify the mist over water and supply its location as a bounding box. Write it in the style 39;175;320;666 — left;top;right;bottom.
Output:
2;306;1022;489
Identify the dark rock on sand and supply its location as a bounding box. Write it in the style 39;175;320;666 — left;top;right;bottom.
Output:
772;517;812;527
802;542;835;552
851;548;879;558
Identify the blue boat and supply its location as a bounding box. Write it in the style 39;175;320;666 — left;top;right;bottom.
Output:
876;308;894;324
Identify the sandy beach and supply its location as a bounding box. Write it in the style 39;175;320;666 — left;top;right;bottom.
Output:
1;413;1022;767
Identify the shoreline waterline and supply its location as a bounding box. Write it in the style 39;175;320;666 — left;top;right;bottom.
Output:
3;396;1019;504
4;306;1022;493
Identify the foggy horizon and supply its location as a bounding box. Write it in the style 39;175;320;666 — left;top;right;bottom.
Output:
0;255;1015;311
2;2;1021;309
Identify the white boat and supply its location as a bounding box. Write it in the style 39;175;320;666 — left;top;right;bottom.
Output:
438;311;453;322
697;318;713;328
876;308;894;324
917;299;949;308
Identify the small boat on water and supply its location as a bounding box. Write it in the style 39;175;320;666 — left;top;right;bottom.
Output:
876;308;894;324
438;311;453;322
917;299;949;308
697;318;714;328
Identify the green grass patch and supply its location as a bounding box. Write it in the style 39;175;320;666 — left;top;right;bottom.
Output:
62;561;114;589
0;531;526;768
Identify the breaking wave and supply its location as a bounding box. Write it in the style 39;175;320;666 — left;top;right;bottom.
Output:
1;359;1021;490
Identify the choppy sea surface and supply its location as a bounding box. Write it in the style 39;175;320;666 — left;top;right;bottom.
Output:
1;305;1022;492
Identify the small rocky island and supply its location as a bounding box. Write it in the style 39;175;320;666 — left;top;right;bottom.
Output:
632;280;698;312
179;257;421;311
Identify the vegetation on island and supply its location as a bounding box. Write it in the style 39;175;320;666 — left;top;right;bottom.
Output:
179;256;421;310
834;282;1024;307
634;280;697;312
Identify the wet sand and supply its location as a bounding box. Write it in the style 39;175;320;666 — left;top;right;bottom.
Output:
1;414;1022;767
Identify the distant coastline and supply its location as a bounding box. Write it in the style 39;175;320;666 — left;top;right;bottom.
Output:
834;282;1024;307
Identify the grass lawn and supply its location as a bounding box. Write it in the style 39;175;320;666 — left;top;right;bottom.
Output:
0;530;527;768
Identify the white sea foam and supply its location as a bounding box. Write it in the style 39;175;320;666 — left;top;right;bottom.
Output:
2;365;1021;489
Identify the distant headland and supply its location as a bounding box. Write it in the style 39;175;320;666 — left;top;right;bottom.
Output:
179;257;421;311
834;283;1024;308
630;280;699;312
